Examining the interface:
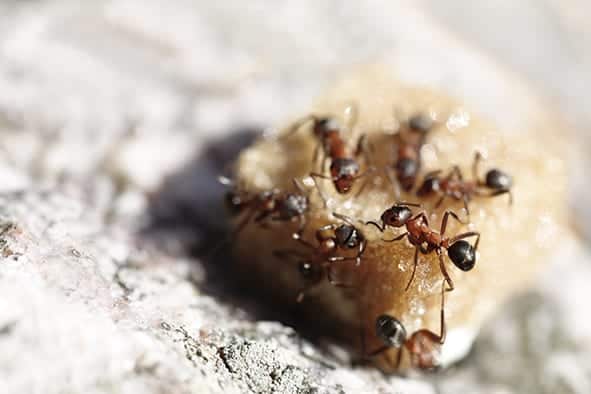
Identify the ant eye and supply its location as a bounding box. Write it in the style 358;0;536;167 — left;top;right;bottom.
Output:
485;169;512;190
376;315;407;348
448;240;476;271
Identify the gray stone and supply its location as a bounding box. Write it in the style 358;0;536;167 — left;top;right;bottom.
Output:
0;1;590;393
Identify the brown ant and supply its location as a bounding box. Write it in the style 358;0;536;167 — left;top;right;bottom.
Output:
274;212;365;301
284;107;375;205
389;113;434;193
293;212;367;266
416;152;513;218
222;177;309;236
368;280;447;370
366;202;479;292
209;177;310;258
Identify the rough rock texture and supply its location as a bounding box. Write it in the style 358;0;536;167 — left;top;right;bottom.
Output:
0;1;590;394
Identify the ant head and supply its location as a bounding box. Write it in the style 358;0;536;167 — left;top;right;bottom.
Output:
381;205;413;227
447;240;476;271
279;194;309;219
313;117;340;137
376;315;407;348
485;168;512;191
334;224;362;248
330;158;360;193
408;113;434;133
416;174;441;197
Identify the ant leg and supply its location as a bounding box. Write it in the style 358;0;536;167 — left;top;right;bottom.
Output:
423;169;443;179
292;232;316;250
440;209;467;237
449;231;480;251
438;279;447;344
411;211;429;226
383;232;408;243
326;266;356;288
354;166;377;198
281;115;316;140
312;142;323;169
437;248;455;292
366;220;386;232
332;212;355;226
472;151;484;183
356;239;367;266
476;188;513;205
397;201;423;208
462;196;471;221
447;165;464;181
404;246;420;291
310;172;332;207
207;208;256;258
386;166;402;201
434;195;446;209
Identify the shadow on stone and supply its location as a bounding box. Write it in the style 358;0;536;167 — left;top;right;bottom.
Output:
141;127;349;355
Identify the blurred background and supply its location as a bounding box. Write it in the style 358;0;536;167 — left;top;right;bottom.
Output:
0;1;590;393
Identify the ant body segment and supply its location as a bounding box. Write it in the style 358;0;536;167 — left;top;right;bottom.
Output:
284;107;375;205
366;202;479;292
416;152;513;218
390;113;434;193
369;280;447;370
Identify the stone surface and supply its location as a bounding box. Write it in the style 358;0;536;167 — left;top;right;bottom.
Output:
0;1;590;394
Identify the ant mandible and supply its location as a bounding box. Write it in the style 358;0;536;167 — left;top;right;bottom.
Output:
366;202;480;292
284;106;375;205
416;152;513;218
369;280;447;370
389;113;434;193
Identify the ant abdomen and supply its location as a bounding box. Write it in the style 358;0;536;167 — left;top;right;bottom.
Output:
485;168;512;191
447;240;476;271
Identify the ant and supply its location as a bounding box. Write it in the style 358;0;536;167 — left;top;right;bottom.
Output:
416;152;513;218
222;177;310;237
368;280;447;370
284;106;375;205
366;202;480;292
209;177;310;258
274;212;366;301
389;113;434;193
293;212;367;266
